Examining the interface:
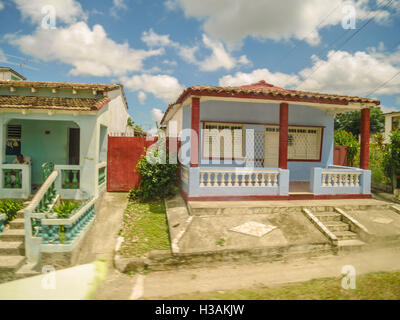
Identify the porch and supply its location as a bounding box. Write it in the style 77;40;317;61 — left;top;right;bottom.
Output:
0;117;107;200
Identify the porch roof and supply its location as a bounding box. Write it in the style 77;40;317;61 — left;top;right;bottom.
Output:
0;95;110;111
161;80;381;124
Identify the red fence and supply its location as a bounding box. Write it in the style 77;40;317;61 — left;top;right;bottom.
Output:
107;136;157;191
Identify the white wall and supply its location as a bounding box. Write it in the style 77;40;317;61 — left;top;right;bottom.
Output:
107;88;129;134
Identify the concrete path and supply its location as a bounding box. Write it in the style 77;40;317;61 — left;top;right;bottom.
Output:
94;247;400;299
76;192;129;265
0;261;107;300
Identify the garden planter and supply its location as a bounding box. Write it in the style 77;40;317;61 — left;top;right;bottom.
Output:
334;146;349;166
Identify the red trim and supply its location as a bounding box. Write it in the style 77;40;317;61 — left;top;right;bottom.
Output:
180;91;351;106
360;108;370;170
279;103;289;169
180;189;372;202
190;97;200;167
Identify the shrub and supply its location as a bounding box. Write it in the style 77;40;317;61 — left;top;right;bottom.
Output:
53;200;80;219
383;130;400;187
129;140;179;202
334;129;360;166
0;199;23;223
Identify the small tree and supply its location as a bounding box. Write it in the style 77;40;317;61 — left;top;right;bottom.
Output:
383;130;400;190
129;139;179;202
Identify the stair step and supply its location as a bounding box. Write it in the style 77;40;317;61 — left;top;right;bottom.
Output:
0;241;24;255
0;229;25;242
314;212;342;222
338;239;366;253
17;209;25;219
9;218;25;230
15;263;40;279
0;256;25;272
334;231;358;240
325;221;350;232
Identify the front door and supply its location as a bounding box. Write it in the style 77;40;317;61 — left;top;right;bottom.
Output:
68;128;80;165
264;126;279;168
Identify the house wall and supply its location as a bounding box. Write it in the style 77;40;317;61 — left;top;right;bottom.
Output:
107;88;129;133
188;100;334;181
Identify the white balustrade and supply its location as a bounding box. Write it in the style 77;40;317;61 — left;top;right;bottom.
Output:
321;170;361;187
199;169;279;187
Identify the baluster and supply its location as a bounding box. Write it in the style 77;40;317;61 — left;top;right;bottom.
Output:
200;172;205;187
14;170;21;188
63;170;70;188
234;173;240;186
257;173;262;186
267;173;272;187
227;172;233;186
355;174;360;186
4;170;12;188
273;173;278;187
321;174;326;186
72;170;79;189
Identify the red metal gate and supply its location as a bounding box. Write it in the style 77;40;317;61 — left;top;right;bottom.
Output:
107;136;157;191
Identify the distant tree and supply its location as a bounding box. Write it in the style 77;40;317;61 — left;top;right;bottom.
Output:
127;117;134;127
334;107;385;136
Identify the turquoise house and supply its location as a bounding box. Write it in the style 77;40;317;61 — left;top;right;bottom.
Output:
0;68;130;200
161;81;380;201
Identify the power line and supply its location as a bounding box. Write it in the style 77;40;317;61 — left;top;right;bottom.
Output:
296;0;395;90
366;69;400;97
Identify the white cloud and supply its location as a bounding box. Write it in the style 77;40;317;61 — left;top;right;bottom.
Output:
167;0;392;46
380;105;400;114
219;48;400;97
138;91;147;105
141;29;250;71
0;2;4;10
13;0;87;25
120;74;184;103
299;50;400;95
152;108;165;123
219;68;300;88
142;29;173;47
7;22;164;77
110;0;127;18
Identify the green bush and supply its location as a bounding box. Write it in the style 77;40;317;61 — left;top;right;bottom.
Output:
129;141;179;202
383;130;400;187
334;129;360;166
0;199;23;223
53;200;80;219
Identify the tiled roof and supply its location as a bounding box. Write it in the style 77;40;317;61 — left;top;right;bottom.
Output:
161;80;381;124
0;80;121;91
0;95;111;111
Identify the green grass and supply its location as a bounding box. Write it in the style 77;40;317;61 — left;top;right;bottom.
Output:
119;200;170;258
167;271;400;300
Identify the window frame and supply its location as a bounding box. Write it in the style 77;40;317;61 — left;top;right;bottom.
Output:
201;121;246;160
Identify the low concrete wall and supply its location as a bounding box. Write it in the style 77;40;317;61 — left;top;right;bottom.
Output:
115;242;335;273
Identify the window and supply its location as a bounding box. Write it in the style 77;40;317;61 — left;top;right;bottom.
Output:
6;125;22;156
287;126;323;161
393;116;400;131
203;122;244;159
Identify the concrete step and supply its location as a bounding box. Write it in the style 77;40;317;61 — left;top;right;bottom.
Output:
15;263;40;280
334;231;358;240
325;221;350;232
0;241;24;256
17;209;25;219
0;229;25;242
338;239;366;253
9;218;25;230
314;212;342;222
0;256;25;272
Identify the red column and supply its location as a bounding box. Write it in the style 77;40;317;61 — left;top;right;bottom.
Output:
279;103;289;169
360;108;370;170
190;97;200;167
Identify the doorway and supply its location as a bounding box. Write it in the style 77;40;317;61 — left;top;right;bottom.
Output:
264;126;279;168
68;128;80;165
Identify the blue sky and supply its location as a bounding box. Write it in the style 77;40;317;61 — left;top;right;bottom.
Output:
1;0;400;132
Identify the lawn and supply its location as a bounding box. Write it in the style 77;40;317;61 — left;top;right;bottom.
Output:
167;271;400;300
118;200;171;258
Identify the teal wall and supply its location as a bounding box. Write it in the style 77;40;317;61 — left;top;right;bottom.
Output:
6;119;79;184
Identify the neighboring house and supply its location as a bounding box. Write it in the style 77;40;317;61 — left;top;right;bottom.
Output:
384;111;400;143
161;80;380;201
0;67;26;81
0;68;130;200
